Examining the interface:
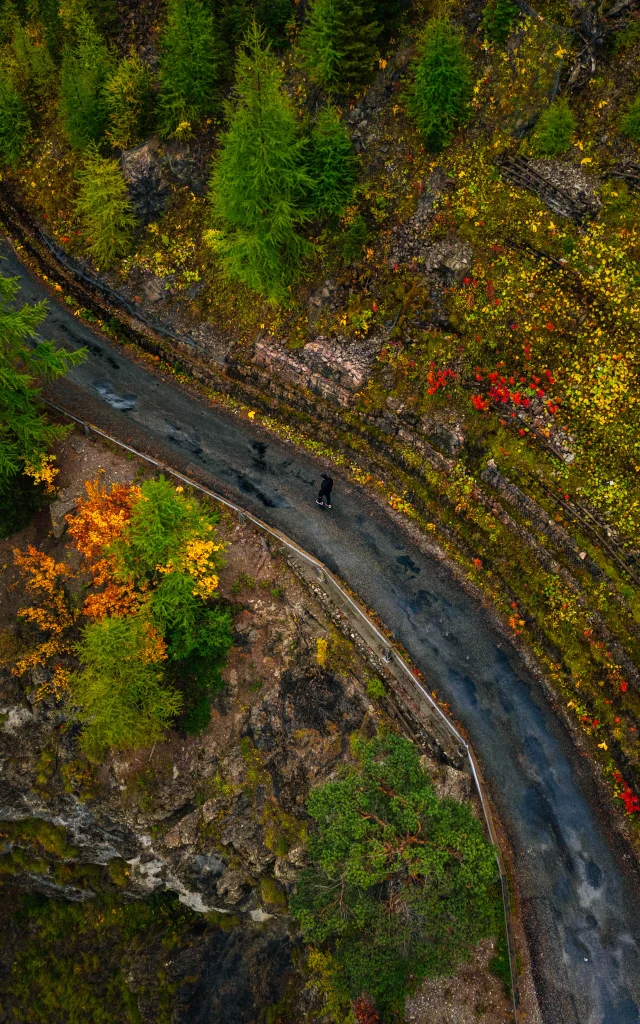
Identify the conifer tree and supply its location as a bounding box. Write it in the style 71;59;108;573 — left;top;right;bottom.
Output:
0;272;85;490
407;19;472;153
75;144;136;267
9;21;56;104
158;0;219;137
208;22;313;303
105;48;153;149
482;0;520;45
307;105;358;217
533;99;575;156
71;613;183;759
370;0;410;37
35;0;62;59
0;71;28;164
299;0;380;95
59;13;113;149
621;94;640;145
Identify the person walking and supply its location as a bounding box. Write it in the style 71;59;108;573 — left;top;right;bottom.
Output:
316;473;333;508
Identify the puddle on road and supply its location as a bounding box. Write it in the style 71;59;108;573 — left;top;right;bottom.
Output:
92;379;136;412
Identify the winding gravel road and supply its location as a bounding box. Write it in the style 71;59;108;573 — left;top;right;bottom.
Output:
3;240;640;1024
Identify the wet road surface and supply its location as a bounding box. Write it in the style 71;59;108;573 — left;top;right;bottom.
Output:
3;240;640;1024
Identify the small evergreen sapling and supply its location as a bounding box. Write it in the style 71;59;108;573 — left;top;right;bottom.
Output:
59;13;113;149
158;0;219;137
532;100;575;156
208;22;313;303
342;214;367;263
482;0;520;45
408;19;472;153
75;144;136;268
105;48;153;149
307;105;358;218
299;0;380;95
0;72;28;165
621;94;640;145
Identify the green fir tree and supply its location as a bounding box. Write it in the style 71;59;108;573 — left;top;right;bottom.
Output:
371;0;410;37
35;0;63;59
71;614;183;760
299;0;380;95
0;71;28;164
105;48;153;148
482;0;520;45
75;144;136;267
208;22;313;303
158;0;220;137
59;12;113;149
307;105;358;217
8;22;56;104
532;99;575;156
407;18;472;153
621;94;640;145
0;272;85;491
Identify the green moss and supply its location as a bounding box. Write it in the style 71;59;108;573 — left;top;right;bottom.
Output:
6;892;196;1024
203;909;240;930
4;819;78;859
260;874;288;909
108;858;131;888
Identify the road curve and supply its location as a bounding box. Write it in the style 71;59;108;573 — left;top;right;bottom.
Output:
3;240;640;1024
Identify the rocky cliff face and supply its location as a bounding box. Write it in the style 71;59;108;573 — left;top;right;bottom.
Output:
0;435;496;1022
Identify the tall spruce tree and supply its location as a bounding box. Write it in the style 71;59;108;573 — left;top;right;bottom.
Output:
407;18;472;153
105;48;153;148
0;71;28;164
307;105;358;217
482;0;520;44
9;21;56;104
299;0;380;95
371;0;410;37
0;272;85;490
208;22;313;303
59;12;113;149
75;144;136;267
158;0;219;137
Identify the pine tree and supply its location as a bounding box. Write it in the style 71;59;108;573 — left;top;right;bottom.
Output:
482;0;520;45
0;71;29;164
59;13;113;149
35;0;63;59
158;0;219;138
299;0;380;95
370;0;410;38
307;105;358;217
208;22;313;303
105;48;153;149
533;100;575;156
75;144;136;267
407;19;472;153
621;94;640;145
71;613;183;759
9;21;56;104
0;272;85;491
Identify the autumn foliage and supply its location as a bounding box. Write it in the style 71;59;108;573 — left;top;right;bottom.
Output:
7;475;232;757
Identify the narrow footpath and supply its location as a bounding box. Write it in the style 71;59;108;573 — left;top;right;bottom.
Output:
3;240;640;1024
